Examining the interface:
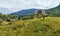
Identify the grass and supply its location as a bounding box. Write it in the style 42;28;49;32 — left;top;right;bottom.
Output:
0;17;60;36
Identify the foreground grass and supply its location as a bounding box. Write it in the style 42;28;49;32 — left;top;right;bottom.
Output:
0;17;60;36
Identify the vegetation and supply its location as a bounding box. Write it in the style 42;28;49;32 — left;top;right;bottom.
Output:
0;13;60;36
0;5;60;36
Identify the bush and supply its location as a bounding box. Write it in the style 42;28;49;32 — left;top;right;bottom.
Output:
22;16;34;20
36;14;42;18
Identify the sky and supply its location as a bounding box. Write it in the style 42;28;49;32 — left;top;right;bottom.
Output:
0;0;60;14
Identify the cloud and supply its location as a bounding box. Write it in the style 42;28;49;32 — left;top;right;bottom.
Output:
0;0;60;12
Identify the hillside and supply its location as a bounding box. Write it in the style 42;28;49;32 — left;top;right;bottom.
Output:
0;17;60;36
0;11;60;36
46;5;60;16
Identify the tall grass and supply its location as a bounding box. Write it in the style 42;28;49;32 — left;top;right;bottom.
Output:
0;17;60;36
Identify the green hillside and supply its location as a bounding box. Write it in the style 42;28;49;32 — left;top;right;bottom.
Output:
46;5;60;16
0;17;60;36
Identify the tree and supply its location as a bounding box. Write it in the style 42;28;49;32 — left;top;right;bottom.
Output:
22;15;34;20
42;13;48;20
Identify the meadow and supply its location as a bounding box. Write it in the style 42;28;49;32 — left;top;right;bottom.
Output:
0;17;60;36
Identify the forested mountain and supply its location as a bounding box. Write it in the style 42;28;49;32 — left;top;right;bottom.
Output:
46;5;60;16
10;5;60;17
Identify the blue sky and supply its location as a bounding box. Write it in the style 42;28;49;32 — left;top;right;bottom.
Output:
0;0;60;14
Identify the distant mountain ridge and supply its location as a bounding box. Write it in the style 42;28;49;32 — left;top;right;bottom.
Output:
10;5;60;16
10;9;38;15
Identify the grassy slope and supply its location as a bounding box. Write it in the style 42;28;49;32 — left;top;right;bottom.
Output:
0;17;60;36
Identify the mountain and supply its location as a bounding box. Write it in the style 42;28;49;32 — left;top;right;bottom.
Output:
0;8;13;14
10;9;38;15
46;5;60;12
46;5;60;16
10;5;60;16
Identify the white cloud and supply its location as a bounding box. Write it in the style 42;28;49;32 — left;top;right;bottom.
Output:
0;0;60;12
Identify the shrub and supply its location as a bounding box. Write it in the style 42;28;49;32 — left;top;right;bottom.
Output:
22;16;34;20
